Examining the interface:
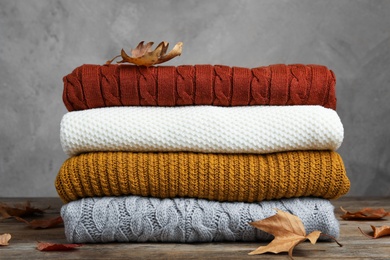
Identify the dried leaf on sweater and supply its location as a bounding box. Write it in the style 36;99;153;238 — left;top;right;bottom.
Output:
0;201;46;219
14;216;63;229
248;209;341;259
248;209;321;258
340;207;390;220
36;242;83;251
106;41;183;66
359;225;390;239
0;233;11;246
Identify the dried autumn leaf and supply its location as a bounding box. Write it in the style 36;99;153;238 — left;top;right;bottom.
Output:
106;41;183;66
340;206;390;220
14;216;63;229
248;209;322;259
0;201;46;219
36;242;83;251
359;225;390;239
0;233;11;246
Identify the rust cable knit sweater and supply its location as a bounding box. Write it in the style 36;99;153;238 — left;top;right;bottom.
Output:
63;64;336;111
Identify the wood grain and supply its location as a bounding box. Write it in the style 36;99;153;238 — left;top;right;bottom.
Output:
1;197;390;259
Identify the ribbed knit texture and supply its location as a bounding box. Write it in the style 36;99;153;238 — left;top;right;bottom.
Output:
63;64;337;111
61;196;339;243
60;105;343;156
55;151;350;203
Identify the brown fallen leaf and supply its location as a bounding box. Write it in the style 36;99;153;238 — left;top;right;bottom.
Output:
0;201;46;219
359;225;390;239
106;41;183;66
340;206;390;220
14;216;63;229
36;242;83;251
0;233;11;246
248;209;340;259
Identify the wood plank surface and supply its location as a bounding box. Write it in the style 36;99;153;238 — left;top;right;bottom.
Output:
1;197;390;259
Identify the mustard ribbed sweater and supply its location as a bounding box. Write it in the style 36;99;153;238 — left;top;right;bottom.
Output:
55;151;350;203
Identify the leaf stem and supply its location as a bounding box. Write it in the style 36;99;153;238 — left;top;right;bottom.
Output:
358;227;374;239
105;55;121;65
320;233;343;247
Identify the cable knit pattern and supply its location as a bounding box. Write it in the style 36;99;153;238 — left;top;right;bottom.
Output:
55;151;350;203
62;64;337;111
61;196;339;243
60;105;343;156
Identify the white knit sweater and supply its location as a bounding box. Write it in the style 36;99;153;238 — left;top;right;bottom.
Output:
60;105;343;156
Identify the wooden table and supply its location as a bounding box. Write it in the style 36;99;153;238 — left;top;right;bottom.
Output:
1;197;389;259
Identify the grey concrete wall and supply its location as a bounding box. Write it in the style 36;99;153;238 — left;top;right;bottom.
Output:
0;0;389;197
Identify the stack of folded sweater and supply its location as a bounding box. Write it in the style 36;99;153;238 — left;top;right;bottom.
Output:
56;64;350;243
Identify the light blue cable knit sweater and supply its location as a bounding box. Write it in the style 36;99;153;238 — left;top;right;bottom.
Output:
61;196;339;243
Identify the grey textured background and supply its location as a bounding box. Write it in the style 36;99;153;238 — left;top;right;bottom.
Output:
0;0;389;197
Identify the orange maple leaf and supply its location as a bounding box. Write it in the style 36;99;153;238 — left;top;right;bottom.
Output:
0;233;11;246
249;209;326;259
340;207;390;220
359;225;390;239
106;41;183;67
